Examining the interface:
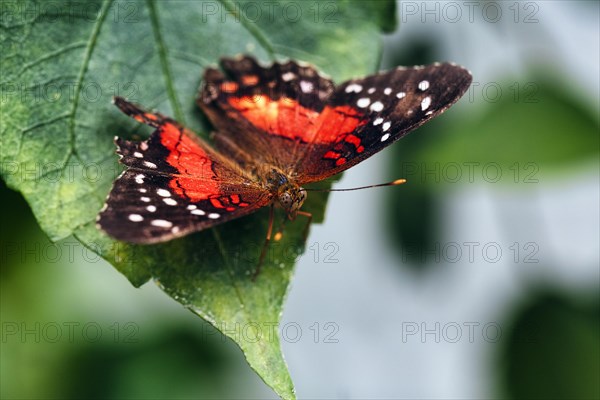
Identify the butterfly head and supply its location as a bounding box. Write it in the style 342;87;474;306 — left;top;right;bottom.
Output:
263;168;307;219
277;183;307;220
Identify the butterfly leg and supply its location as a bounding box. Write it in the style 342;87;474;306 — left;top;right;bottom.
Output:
297;210;313;242
273;215;288;242
253;204;275;281
273;209;311;243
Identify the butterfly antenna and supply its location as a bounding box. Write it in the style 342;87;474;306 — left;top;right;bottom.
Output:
305;179;406;192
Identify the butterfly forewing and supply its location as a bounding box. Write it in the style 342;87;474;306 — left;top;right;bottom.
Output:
96;98;271;244
294;63;473;182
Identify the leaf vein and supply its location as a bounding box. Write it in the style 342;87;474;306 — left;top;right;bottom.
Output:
217;0;275;59
146;0;247;309
146;0;184;123
15;42;87;79
67;0;114;159
21;113;71;134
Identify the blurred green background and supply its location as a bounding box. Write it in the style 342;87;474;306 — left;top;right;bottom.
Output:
1;0;598;399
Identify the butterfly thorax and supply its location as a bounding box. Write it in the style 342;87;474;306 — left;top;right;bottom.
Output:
262;168;307;220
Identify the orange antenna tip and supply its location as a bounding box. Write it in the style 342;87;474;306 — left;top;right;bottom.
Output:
306;178;407;192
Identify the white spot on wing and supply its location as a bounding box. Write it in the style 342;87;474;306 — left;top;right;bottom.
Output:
381;133;390;142
367;87;376;94
140;142;149;151
282;72;295;81
208;213;220;219
345;83;363;93
357;98;370;108
191;209;205;216
396;92;406;99
139;188;147;193
384;88;392;95
163;198;177;206
187;205;197;210
370;101;384;112
151;219;173;228
374;117;383;125
128;214;143;222
382;121;391;131
134;152;143;158
147;205;156;212
418;80;430;91
421;96;431;111
157;189;171;197
300;80;314;93
143;161;157;169
135;174;145;184
141;197;150;202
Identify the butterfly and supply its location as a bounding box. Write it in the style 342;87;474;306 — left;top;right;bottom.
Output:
97;55;472;252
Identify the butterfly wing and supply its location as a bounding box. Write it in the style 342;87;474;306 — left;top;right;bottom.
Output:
99;59;472;243
293;63;473;182
198;55;334;171
198;56;471;183
96;98;271;244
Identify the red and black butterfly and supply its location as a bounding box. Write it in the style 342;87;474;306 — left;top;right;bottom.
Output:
97;55;472;249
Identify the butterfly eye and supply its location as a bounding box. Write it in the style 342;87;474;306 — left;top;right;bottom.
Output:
279;192;293;208
299;188;307;202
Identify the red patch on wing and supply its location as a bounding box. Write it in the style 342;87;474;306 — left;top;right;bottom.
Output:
242;75;259;85
221;82;239;93
308;105;366;144
323;151;341;159
335;157;347;166
227;96;319;140
210;198;225;208
344;134;361;147
227;97;366;145
159;123;221;202
210;195;244;212
133;112;159;124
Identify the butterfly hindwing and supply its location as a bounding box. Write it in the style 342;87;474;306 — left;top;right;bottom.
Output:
96;98;271;244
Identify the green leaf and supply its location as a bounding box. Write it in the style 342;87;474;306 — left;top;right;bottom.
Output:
0;0;395;397
498;290;600;399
